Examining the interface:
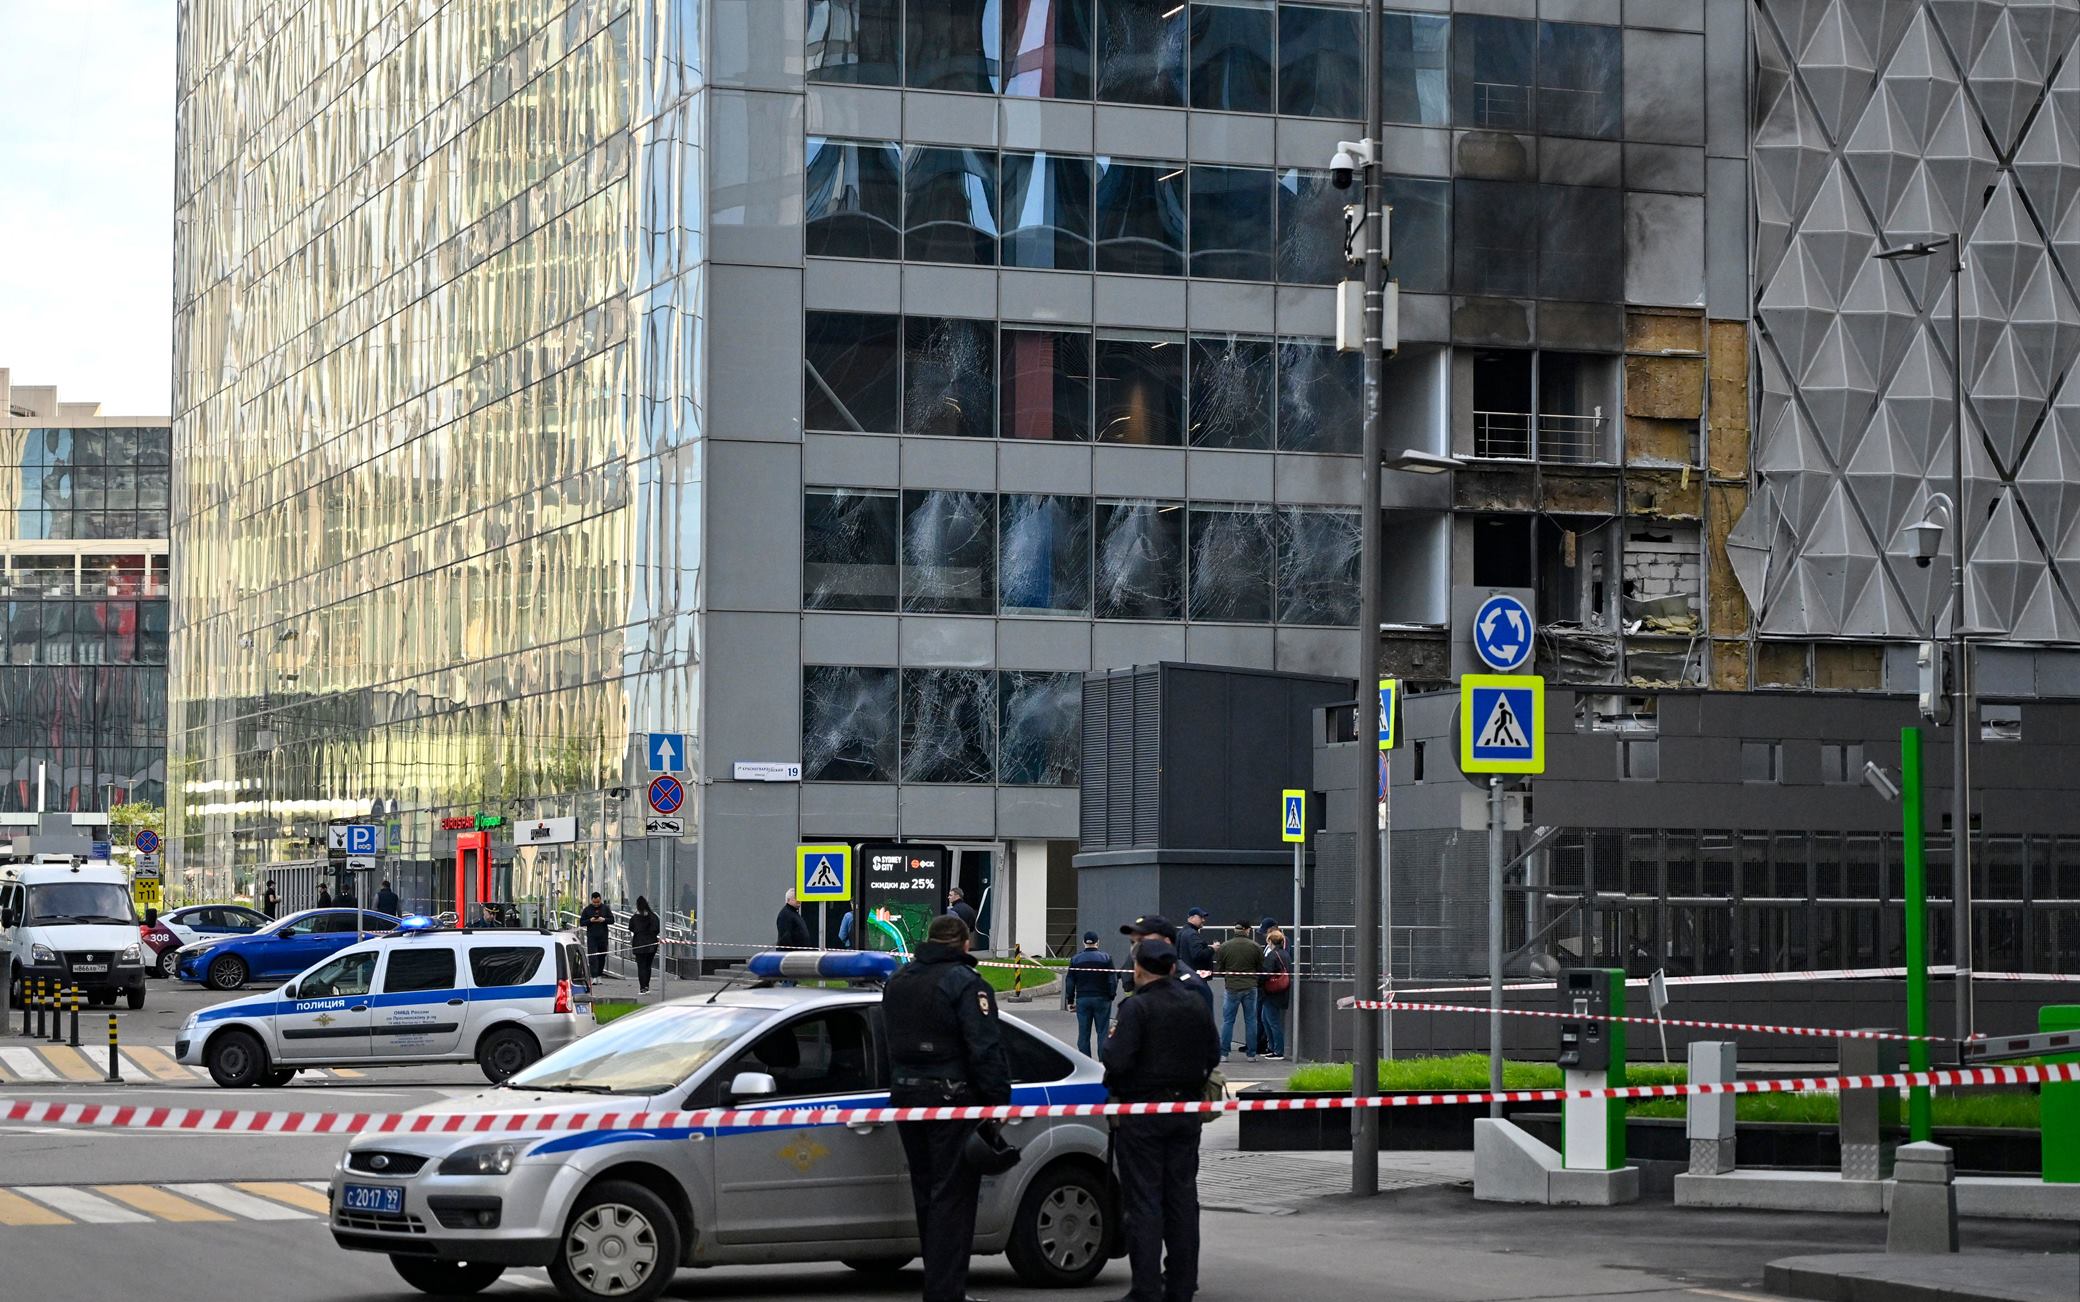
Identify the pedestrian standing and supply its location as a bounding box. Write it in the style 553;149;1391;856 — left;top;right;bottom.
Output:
1176;907;1214;972
1063;931;1118;1057
1258;927;1291;1061
581;891;614;979
775;888;814;950
316;883;332;908
374;878;401;916
261;880;280;918
1103;937;1220;1302
1119;915;1215;1019
629;896;661;993
884;914;1011;1302
1214;919;1265;1061
946;886;978;935
838;907;856;947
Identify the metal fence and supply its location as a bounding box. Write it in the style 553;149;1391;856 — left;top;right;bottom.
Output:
1471;410;1607;464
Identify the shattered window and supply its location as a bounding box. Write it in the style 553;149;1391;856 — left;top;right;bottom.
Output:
1094;499;1185;620
803;666;900;781
904;316;997;438
1096;0;1187;106
1276;507;1360;626
902;490;997;614
999;671;1082;785
1275;168;1346;287
1188;504;1276;623
803;489;899;611
999;493;1093;614
1276;338;1362;454
903;668;997;783
1188;334;1274;450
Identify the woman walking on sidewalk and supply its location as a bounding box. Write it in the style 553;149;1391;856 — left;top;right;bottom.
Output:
630;896;661;994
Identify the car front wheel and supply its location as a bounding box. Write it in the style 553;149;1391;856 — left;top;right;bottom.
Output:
1006;1162;1114;1288
548;1179;680;1302
207;955;247;990
389;1256;504;1295
158;949;180;979
206;1030;267;1088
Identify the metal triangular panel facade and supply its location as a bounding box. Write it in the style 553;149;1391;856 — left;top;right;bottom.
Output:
1746;0;2080;642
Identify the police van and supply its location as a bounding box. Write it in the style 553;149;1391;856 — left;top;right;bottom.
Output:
1;860;149;1009
176;919;595;1087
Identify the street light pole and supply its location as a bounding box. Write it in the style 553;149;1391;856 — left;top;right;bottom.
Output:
1875;233;1972;1041
1350;0;1386;1199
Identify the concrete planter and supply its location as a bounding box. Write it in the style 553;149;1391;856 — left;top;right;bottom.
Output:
1512;1114;2043;1177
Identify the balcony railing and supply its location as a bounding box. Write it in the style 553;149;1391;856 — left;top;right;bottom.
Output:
1472;410;1608;465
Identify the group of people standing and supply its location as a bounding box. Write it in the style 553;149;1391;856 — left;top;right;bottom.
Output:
1066;907;1292;1062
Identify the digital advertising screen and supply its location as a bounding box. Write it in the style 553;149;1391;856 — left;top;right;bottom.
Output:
856;842;949;958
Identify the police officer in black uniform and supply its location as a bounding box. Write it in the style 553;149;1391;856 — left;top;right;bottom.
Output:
1102;937;1220;1302
883;913;1011;1302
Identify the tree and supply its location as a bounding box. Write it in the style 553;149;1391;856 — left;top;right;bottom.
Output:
107;801;165;849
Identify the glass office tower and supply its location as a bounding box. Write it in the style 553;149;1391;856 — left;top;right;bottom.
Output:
1;372;170;813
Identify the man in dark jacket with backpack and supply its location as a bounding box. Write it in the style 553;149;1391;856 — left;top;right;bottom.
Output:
1062;931;1118;1057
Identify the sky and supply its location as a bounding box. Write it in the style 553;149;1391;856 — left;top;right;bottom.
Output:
0;1;176;417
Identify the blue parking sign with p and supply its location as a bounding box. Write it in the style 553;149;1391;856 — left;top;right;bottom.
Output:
1281;789;1307;843
346;824;378;855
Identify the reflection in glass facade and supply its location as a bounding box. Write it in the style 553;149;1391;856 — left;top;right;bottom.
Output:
172;3;703;911
1;420;170;812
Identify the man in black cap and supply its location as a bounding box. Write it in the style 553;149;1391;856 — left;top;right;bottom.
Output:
1103;937;1221;1302
1063;930;1118;1057
884;913;1011;1302
1175;908;1213;972
1120;915;1214;1018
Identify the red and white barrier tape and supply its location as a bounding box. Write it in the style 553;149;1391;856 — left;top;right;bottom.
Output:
1;1063;2071;1135
1342;996;1950;1043
1383;965;2080;998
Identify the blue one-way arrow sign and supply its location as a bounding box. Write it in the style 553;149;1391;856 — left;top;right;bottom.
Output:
1473;593;1534;672
648;732;686;773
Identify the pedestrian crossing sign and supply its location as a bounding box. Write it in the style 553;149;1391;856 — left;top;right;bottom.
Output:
1460;674;1545;775
796;843;852;902
1281;789;1307;843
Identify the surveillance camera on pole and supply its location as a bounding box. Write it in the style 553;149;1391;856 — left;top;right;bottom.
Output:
1329;140;1371;192
1901;492;1953;570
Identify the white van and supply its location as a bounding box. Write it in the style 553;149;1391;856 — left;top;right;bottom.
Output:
0;861;148;1009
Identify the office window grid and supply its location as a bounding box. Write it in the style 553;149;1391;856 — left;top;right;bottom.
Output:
804;486;1360;626
802;664;1083;785
808;309;1365;450
808;3;1620;143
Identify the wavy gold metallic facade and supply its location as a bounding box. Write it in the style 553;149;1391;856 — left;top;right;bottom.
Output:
172;0;705;911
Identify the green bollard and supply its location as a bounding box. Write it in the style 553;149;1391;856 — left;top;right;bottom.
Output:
2043;1005;2080;1184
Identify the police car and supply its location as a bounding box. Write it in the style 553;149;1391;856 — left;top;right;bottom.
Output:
328;951;1120;1302
175;919;595;1087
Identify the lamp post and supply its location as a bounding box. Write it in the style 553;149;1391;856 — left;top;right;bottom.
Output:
1873;233;1971;1040
1339;0;1464;1199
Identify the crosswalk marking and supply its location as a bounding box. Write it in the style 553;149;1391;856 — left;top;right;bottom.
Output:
19;1186;151;1224
161;1182;313;1220
235;1181;332;1214
0;1047;61;1083
40;1047;104;1083
95;1184;231;1222
122;1046;194;1082
0;1188;72;1225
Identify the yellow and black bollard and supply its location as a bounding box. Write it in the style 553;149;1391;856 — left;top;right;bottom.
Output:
48;985;67;1044
18;976;29;1036
105;1013;121;1083
32;979;46;1040
1009;944;1029;1003
68;987;82;1049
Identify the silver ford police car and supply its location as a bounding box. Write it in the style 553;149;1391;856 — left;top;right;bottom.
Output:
176;920;595;1086
328;951;1120;1302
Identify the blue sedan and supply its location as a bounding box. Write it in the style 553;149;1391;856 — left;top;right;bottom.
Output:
175;908;399;990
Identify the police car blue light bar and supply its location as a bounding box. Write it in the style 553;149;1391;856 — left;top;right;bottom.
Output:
394;915;443;933
746;951;900;982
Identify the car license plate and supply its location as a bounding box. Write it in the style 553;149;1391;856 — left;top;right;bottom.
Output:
71;963;107;973
341;1183;404;1215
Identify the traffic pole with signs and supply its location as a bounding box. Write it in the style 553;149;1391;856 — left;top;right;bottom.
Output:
1459;672;1545;1112
646;732;688;993
797;844;852;950
1281;790;1306;1055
